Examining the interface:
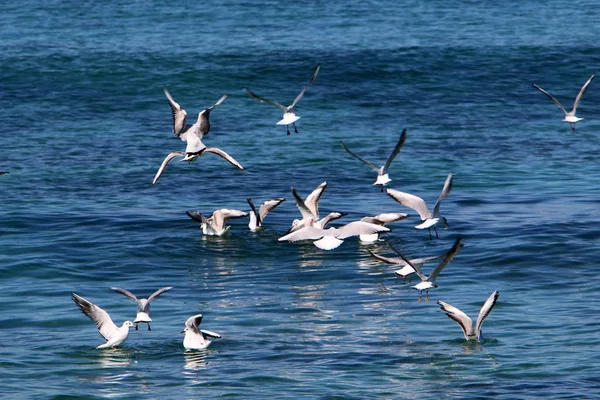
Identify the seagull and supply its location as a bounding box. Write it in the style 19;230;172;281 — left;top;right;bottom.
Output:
386;173;453;239
244;64;321;135
186;209;248;236
437;291;499;342
286;181;330;233
247;197;286;232
278;218;390;250
340;129;407;191
181;314;221;350
0;172;8;176
393;237;463;302
533;74;594;131
367;243;443;281
71;293;135;349
359;212;409;243
110;286;173;331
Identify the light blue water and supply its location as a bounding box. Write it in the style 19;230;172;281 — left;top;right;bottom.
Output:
2;1;600;398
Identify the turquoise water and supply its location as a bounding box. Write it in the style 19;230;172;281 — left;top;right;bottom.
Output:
2;1;600;398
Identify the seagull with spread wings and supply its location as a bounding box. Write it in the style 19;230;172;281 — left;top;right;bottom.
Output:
368;241;444;281
247;197;286;232
181;314;221;350
186;209;248;236
110;286;173;331
437;291;499;342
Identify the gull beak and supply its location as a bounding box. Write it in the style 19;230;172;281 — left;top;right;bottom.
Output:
180;330;185;334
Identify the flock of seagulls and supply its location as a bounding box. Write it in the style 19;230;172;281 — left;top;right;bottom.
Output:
69;65;597;348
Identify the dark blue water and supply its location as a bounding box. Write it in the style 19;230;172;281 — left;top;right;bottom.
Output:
2;0;600;398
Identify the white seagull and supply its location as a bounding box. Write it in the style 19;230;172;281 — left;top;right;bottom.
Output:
247;197;286;232
244;64;321;135
437;291;499;342
181;314;221;350
533;74;594;132
286;181;334;233
340;129;407;190
394;237;463;302
387;173;453;239
186;209;248;236
358;212;409;243
368;243;443;281
110;286;173;331
72;293;135;349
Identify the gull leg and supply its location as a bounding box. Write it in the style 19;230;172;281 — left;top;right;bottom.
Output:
570;123;576;132
428;228;432;240
148;324;151;331
425;290;430;302
135;324;139;331
418;291;422;302
293;123;298;133
286;126;291;135
434;226;439;239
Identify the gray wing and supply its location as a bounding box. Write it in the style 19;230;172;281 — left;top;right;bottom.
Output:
386;189;430;220
572;74;594;113
533;83;568;115
204;147;245;170
428;237;463;281
186;210;209;225
361;212;409;226
340;141;379;171
147;286;173;302
110;287;138;302
164;88;188;136
386;242;428;281
258;198;286;219
432;173;453;217
201;329;221;339
244;88;287;112
212;209;248;231
335;221;390;239
437;300;473;340
382;129;407;174
475;291;499;341
289;64;321;109
72;293;119;341
152;151;184;185
278;226;326;242
304;181;327;219
186;314;203;334
207;94;228;112
292;187;316;220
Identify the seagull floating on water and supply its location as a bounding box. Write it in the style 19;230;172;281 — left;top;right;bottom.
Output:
182;314;221;350
244;64;321;135
110;286;173;331
437;291;499;342
247;197;286;232
394;237;463;301
186;209;248;236
533;74;594;132
368;242;443;281
387;173;453;239
72;293;135;349
359;212;409;243
340;129;407;191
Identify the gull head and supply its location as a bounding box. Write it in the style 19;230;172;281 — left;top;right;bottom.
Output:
124;321;135;329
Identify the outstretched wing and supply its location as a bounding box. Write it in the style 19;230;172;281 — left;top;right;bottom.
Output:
186;210;209;224
340;141;379;171
533;83;568;115
382;129;407;174
72;293;119;341
207;94;228;112
292;187;316;220
110;287;138;302
244;88;287;112
204;147;245;170
386;189;430;220
289;64;321;109
361;212;409;226
258;198;286;220
384;244;428;281
437;300;473;340
572;74;595;113
475;291;499;341
185;314;203;334
163;88;188;136
147;286;173;302
336;221;389;239
304;181;327;219
212;209;248;231
278;226;325;242
428;237;462;281
432;173;453;217
152;151;184;185
201;329;221;339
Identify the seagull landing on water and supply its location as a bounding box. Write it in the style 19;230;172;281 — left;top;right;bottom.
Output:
110;286;173;331
387;173;453;239
393;237;463;302
340;129;407;191
437;291;499;342
533;74;594;132
182;314;221;350
359;213;409;243
71;293;135;349
367;242;444;282
244;64;321;135
247;197;286;232
186;209;248;236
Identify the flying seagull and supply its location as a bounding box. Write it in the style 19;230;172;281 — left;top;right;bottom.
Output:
393;237;463;302
387;173;453;239
72;293;135;349
533;74;594;131
340;129;407;191
110;286;173;331
359;212;409;243
368;242;443;281
247;197;286;232
244;64;321;135
437;291;499;342
181;314;221;350
186;209;248;236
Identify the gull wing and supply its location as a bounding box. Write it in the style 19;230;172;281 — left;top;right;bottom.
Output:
335;221;390;239
72;293;119;341
533;83;568;116
386;189;430;220
361;212;409;226
186;314;203;334
432;173;453;217
289;64;321;109
186;210;209;225
368;250;440;267
203;147;245;170
340;141;379;171
428;237;463;281
385;245;428;281
212;209;248;231
572;74;595;113
475;291;499;341
292;187;316;220
147;286;173;302
437;300;473;340
163;88;188;136
110;287;138;302
201;329;221;339
304;181;327;219
258;198;286;220
382;129;407;174
247;198;259;229
316;211;347;229
244;88;287;112
207;94;228;112
152;151;184;185
278;226;325;242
